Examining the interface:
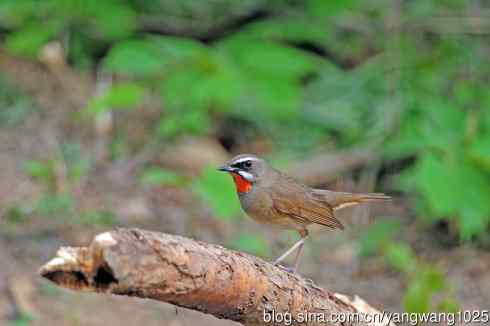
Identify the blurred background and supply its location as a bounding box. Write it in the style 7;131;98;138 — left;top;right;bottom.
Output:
0;0;489;325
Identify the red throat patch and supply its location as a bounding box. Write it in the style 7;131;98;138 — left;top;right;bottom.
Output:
231;173;252;193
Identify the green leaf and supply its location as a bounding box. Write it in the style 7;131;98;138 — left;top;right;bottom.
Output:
105;36;205;77
420;266;446;292
437;297;460;313
192;167;241;219
420;100;466;150
92;3;136;40
5;22;59;58
35;195;74;215
252;77;301;120
236;18;329;44
459;202;490;241
0;1;40;29
104;40;165;76
193;62;244;111
87;83;145;114
140;168;186;186
384;243;416;273
384;112;425;159
482;95;490;131
455;165;490;240
410;152;490;239
23;160;52;179
403;280;431;313
454;81;482;107
23;159;57;192
160;68;206;111
221;40;318;80
469;133;490;171
102;83;145;107
230;233;269;257
409;154;460;217
160;59;242;113
306;0;354;18
79;211;115;227
149;35;206;59
358;220;401;256
157;110;211;138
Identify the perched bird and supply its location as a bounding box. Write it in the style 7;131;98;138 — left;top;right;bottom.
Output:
218;154;391;273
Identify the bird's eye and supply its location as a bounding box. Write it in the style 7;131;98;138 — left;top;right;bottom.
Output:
244;160;252;168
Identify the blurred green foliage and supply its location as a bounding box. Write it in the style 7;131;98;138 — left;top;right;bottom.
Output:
230;232;269;257
23;160;58;193
0;77;38;127
140;167;188;187
358;219;401;257
35;194;74;216
359;220;459;313
20;153;113;227
2;0;488;238
1;0;488;316
192;167;242;219
4;206;29;225
1;0;136;63
87;82;146;115
9;313;33;326
79;210;116;227
60;142;93;183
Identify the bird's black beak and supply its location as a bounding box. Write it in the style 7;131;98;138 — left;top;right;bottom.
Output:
218;165;236;173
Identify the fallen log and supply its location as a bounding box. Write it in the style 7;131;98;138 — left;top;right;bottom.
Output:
39;228;392;326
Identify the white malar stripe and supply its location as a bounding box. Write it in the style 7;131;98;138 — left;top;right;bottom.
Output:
238;170;254;181
232;156;259;164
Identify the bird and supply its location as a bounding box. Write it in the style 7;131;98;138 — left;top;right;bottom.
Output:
218;154;391;273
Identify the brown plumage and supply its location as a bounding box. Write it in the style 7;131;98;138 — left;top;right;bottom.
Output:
218;154;391;273
270;173;344;231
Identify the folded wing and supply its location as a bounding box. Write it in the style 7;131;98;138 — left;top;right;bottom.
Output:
270;176;344;230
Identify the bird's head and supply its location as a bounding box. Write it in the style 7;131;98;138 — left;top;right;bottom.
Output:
218;154;267;193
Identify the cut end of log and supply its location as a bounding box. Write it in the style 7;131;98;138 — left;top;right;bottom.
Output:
40;248;91;291
39;233;120;292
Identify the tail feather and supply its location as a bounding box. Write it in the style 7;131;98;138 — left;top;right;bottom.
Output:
312;190;391;210
357;193;392;201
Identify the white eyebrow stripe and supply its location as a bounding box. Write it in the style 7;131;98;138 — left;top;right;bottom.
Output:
232;157;259;164
238;170;254;181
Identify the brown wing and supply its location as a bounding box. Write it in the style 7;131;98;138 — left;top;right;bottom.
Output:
269;174;344;230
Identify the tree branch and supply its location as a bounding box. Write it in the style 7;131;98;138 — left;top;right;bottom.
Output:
39;228;392;326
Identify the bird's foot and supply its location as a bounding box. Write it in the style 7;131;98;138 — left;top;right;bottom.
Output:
273;263;295;274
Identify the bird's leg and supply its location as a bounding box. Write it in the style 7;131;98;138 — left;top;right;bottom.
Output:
273;229;309;272
273;238;305;266
292;229;308;273
292;240;305;273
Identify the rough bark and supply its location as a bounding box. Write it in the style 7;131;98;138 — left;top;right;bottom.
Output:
39;228;392;326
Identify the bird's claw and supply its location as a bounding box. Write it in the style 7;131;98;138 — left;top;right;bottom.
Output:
273;263;295;274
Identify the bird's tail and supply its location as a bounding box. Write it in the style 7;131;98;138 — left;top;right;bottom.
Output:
312;190;391;210
355;193;392;202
